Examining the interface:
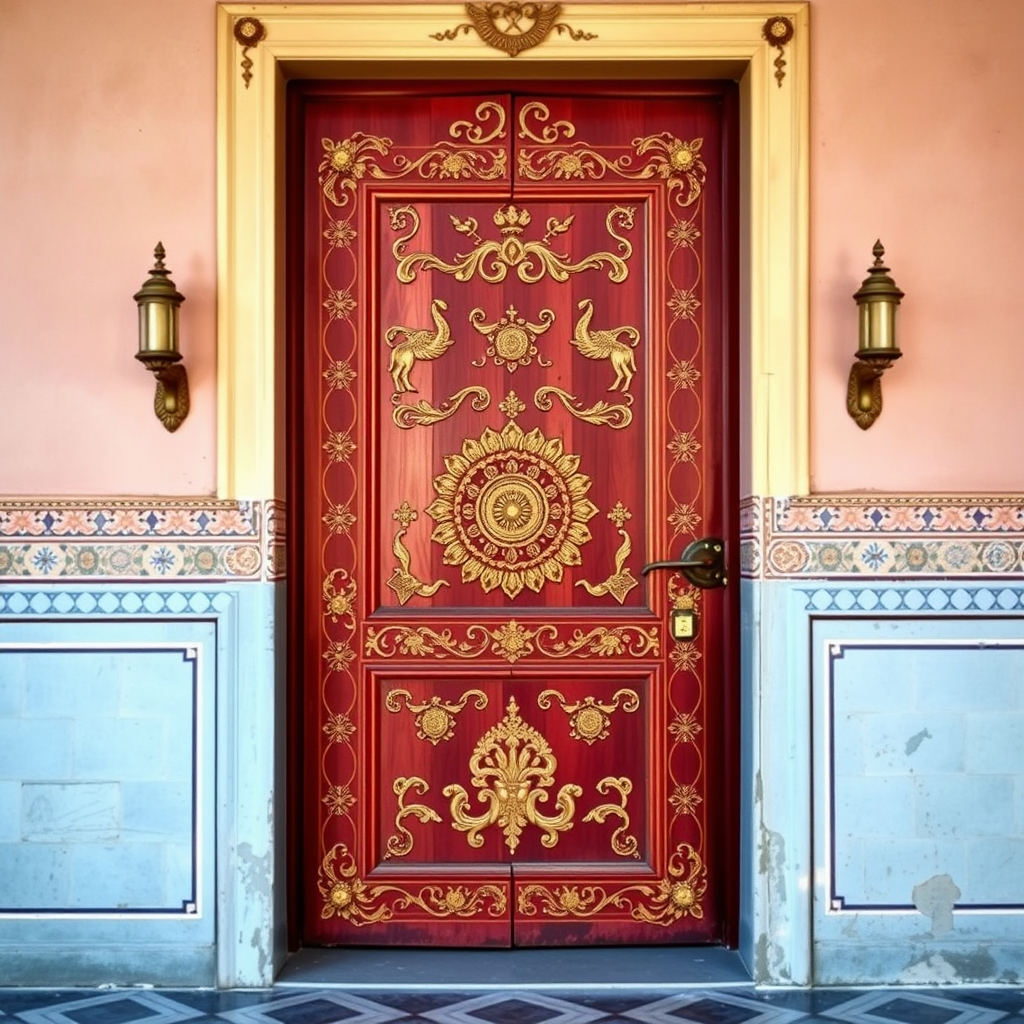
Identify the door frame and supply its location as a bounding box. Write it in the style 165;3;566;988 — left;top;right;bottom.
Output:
215;0;810;980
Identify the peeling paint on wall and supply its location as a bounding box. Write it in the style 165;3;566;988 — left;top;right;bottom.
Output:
904;728;931;755
911;874;961;937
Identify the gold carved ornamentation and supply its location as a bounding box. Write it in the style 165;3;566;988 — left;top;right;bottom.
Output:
499;390;527;421
534;387;632;430
470;305;554;372
534;624;660;659
569;299;640;393
318;101;507;207
365;621;659;663
319;843;507;922
384;777;441;859
444;697;581;854
323;568;357;627
426;421;598;600
576;503;640;603
431;3;596;58
583;776;641;858
763;16;795;88
518;102;707;208
386;502;449;605
517;843;705;922
537;687;640;744
386;298;454;395
385;688;488;744
232;17;265;89
390;203;634;284
393;386;491;430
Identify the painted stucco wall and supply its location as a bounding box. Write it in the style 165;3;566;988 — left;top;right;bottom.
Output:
1;0;1022;496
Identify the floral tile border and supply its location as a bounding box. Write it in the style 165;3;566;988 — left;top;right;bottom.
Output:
742;495;1024;579
0;500;285;582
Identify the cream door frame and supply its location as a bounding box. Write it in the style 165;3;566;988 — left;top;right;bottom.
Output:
216;1;809;501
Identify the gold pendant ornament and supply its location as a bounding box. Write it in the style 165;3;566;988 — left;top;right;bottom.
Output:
445;697;580;854
470;305;555;372
427;422;598;599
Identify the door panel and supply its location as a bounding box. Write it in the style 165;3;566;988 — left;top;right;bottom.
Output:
296;85;732;947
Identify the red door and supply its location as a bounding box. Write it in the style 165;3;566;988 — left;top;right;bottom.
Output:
292;85;736;946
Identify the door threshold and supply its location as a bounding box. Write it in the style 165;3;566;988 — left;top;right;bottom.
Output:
276;946;751;990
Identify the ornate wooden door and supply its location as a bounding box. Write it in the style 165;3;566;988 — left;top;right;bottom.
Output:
294;85;735;947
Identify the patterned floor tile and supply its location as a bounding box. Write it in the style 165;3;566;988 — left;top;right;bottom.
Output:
620;992;809;1024
418;992;607;1024
817;991;1010;1024
11;991;206;1024
218;992;410;1024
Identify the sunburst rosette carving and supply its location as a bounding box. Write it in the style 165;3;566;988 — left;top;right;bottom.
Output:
426;421;598;599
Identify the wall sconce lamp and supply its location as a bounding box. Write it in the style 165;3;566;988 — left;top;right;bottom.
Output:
134;243;189;432
847;241;904;429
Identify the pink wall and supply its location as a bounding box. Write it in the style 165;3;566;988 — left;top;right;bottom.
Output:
1;0;1022;496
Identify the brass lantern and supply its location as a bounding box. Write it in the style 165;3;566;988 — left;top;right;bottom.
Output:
134;242;189;432
847;241;904;430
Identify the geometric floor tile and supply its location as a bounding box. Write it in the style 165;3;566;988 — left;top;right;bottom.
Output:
818;991;1011;1024
12;991;206;1024
218;992;412;1024
418;992;608;1024
621;991;808;1024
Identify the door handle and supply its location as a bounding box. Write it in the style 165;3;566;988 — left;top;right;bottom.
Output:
640;537;727;589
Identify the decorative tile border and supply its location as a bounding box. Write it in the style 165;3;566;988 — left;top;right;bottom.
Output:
742;496;1024;579
0;500;284;582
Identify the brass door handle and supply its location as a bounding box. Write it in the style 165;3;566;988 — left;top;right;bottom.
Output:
641;537;727;589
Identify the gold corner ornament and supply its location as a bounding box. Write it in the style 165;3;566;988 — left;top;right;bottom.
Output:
537;687;640;744
318;101;507;208
445;697;580;854
389;203;635;285
426;421;598;600
763;16;795;88
517;103;708;209
576;503;640;603
385;688;488;744
431;3;596;58
232;17;265;89
319;843;507;922
516;842;706;922
386;502;449;605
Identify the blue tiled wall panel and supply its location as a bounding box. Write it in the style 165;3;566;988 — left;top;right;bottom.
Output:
804;603;1024;985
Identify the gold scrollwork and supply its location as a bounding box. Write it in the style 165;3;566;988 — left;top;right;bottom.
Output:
365;620;659;663
431;3;596;58
763;16;795;88
470;305;554;371
393;386;491;430
390;203;634;285
386;502;449;605
537;688;640;744
318;101;507;207
426;421;598;600
576;503;640;603
384;777;442;859
319;843;508;922
516;842;705;922
570;299;640;393
232;17;265;89
583;776;641;858
386;298;454;395
444;697;581;854
385;688;488;744
534;386;632;429
518;102;707;208
323;568;357;627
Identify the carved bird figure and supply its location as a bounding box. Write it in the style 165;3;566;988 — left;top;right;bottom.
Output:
569;298;640;392
385;298;453;394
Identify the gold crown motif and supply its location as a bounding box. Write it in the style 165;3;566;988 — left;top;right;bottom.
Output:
493;204;531;233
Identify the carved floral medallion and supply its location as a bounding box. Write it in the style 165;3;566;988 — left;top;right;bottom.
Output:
426;421;598;599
